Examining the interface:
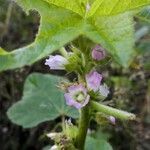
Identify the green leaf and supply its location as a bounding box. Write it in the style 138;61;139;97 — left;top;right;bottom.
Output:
136;6;150;23
0;0;83;71
86;12;135;67
85;136;113;150
88;0;150;17
0;0;150;71
43;0;85;16
0;47;9;55
137;39;150;70
7;73;78;128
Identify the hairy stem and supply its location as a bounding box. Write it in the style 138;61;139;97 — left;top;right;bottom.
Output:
91;101;136;120
76;105;90;150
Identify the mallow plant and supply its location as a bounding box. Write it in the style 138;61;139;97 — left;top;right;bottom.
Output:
43;45;136;149
1;0;150;150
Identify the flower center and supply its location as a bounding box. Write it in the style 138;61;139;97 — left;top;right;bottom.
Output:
74;92;85;102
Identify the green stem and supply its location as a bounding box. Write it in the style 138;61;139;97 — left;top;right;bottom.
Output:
76;105;90;150
91;101;136;120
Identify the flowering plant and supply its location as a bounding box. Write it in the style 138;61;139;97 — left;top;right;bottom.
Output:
2;0;150;149
43;45;136;149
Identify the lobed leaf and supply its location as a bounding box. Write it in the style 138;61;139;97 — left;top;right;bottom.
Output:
0;0;83;71
86;12;135;67
0;0;150;71
7;73;78;128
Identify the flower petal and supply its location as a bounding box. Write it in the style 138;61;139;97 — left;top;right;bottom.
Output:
86;71;102;92
64;93;75;106
68;84;87;95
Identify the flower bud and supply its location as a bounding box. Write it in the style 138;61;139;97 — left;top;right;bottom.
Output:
92;45;106;61
99;84;109;97
45;55;68;70
108;116;116;125
86;71;102;92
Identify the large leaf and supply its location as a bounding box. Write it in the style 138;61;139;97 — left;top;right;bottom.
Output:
0;0;150;71
0;0;84;71
88;0;150;17
85;136;113;150
40;0;150;17
86;12;135;66
7;73;78;128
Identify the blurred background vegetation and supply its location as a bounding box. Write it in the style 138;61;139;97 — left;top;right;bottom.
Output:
0;0;150;150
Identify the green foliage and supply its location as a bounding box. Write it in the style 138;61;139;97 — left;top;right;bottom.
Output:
88;0;150;17
0;0;150;71
85;136;113;150
136;6;150;23
0;0;83;71
0;48;8;55
136;23;150;70
45;0;150;17
43;0;85;16
90;12;135;66
7;73;78;128
137;40;150;70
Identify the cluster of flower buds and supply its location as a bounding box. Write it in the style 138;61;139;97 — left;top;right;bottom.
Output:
47;119;77;150
45;45;109;109
47;133;75;150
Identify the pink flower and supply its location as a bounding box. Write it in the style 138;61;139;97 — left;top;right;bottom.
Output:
92;45;106;61
64;84;90;109
86;71;102;92
45;55;68;70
